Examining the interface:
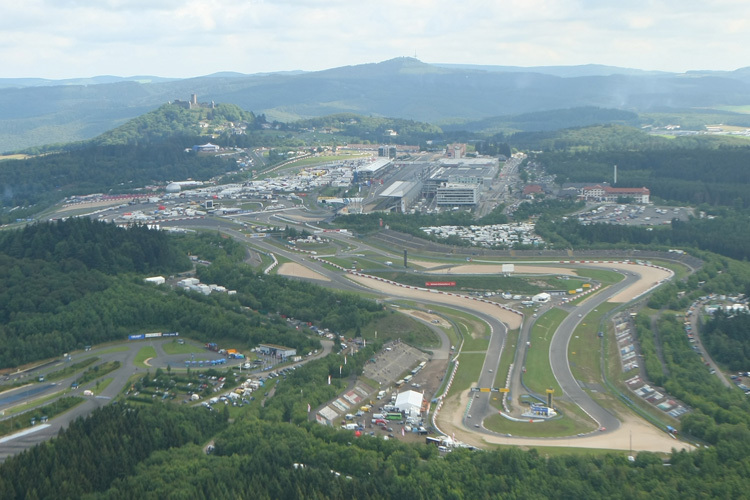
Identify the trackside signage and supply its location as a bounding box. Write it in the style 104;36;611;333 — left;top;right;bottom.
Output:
425;281;456;287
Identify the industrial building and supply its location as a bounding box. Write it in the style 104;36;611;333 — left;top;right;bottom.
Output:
422;158;498;198
445;143;466;159
436;183;480;206
378;180;423;212
580;185;650;204
355;158;392;182
257;344;297;359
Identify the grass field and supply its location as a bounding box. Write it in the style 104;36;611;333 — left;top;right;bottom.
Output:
575;268;623;284
47;357;98;381
448;353;485;398
483;412;593;437
458;316;491;352
2;389;66;417
366;271;572;295
358;310;439;348
96;346;130;356
134;346;157;367
568;303;619;385
524;308;567;394
95;377;114;394
162;341;205;356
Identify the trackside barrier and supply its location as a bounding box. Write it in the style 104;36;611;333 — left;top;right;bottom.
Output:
263;253;278;275
432;358;460;437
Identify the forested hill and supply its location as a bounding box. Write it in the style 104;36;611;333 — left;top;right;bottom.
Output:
0;218;190;274
0;139;234;220
0;219;384;367
90;102;258;148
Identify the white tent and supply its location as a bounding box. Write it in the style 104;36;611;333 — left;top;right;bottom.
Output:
395;390;423;415
532;292;551;303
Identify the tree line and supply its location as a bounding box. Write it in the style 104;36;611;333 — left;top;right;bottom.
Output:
534;211;750;262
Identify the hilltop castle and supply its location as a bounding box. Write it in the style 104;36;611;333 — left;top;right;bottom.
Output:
172;94;215;110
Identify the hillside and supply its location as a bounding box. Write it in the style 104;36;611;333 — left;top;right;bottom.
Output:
4;58;750;152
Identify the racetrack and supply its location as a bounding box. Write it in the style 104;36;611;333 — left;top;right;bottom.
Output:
346;274;523;330
347;259;688;453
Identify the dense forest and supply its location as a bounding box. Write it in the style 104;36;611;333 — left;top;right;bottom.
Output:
291;113;443;147
0;219;408;367
197;263;386;333
0;217;189;274
0;404;227;499
0;139;234;211
0;220;315;366
533;210;750;262
524;126;750;208
702;310;750;371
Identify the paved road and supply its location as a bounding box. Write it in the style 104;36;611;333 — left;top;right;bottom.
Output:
546;269;640;432
687;302;732;389
0;335;334;463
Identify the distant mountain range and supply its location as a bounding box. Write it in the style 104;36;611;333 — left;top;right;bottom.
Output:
2;57;750;153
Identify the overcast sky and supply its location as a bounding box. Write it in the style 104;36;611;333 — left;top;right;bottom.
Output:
2;1;749;79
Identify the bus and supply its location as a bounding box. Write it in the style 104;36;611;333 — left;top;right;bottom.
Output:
386;412;402;421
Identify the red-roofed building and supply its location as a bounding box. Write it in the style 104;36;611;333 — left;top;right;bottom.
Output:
581;185;650;204
523;184;544;198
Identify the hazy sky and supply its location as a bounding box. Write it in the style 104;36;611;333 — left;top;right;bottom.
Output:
3;0;749;79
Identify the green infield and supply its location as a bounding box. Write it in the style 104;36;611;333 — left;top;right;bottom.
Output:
483;411;594;437
134;346;158;368
524;308;567;395
162;341;205;356
448;353;486;398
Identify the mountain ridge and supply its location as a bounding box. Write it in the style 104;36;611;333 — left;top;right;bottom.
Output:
3;57;750;152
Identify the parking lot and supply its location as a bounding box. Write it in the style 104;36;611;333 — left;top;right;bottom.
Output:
576;203;693;227
362;341;429;388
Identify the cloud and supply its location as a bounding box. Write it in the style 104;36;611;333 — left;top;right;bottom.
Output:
1;1;750;78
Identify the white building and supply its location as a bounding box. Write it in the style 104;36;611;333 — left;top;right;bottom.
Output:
395;390;423;415
436;184;479;206
532;292;551;303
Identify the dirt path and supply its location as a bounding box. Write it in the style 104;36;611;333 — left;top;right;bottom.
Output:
402;309;451;328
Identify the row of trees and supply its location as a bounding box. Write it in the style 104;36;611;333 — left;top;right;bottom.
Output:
533;211;750;262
